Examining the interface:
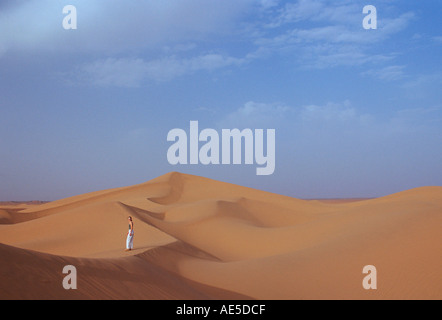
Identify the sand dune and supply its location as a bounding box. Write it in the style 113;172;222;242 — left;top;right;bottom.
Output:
1;172;441;300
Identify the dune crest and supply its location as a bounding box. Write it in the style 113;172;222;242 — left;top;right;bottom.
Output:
1;172;441;299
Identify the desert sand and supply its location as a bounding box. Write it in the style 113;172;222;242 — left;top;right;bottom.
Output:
0;172;441;300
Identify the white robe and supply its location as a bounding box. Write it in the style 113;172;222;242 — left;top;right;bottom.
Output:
126;230;134;249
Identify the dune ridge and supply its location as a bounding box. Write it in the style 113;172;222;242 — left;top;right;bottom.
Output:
1;172;441;300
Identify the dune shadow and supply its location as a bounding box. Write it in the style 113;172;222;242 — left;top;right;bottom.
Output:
148;172;184;205
119;202;166;221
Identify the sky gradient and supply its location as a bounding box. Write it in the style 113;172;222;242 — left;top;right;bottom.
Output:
1;0;441;201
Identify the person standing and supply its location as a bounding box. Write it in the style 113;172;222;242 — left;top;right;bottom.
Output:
126;216;134;251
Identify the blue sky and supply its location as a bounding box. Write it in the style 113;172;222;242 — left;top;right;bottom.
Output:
1;0;441;200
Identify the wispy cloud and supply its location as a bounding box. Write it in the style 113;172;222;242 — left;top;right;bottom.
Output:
76;54;246;87
0;0;253;55
252;1;415;69
1;0;421;86
217;101;291;128
433;36;442;44
216;100;375;132
299;100;374;126
402;73;442;88
362;65;407;81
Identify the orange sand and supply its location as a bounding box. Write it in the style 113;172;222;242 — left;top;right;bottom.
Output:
0;172;441;300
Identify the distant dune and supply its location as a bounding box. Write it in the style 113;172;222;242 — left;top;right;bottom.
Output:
1;172;441;300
